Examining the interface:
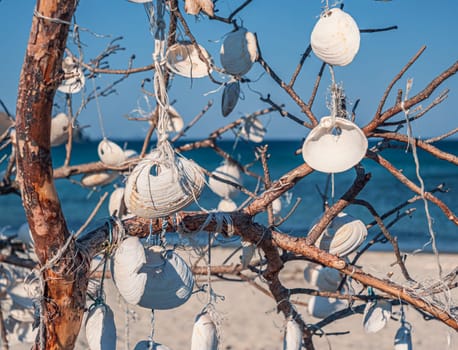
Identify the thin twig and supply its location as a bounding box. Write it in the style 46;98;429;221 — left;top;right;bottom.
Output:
75;192;109;237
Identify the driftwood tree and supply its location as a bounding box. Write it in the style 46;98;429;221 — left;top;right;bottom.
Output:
0;0;456;349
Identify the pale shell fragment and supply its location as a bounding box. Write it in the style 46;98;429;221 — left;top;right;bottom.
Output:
85;304;116;350
310;8;360;66
239;116;266;143
314;212;368;257
98;139;127;166
362;299;392;333
313;267;342;292
283;318;302;350
221;81;240;117
58;56;85;94
208;161;242;199
50;113;71;147
134;341;172;350
217;198;237;212
272;198;282;216
108;187;127;217
185;0;214;16
167;106;184;132
307;295;347;319
394;323;413;350
191;312;218;350
220;28;258;76
302;116;368;173
166;41;212;78
81;172;118;188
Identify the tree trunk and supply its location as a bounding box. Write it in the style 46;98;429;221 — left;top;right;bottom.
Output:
15;1;86;349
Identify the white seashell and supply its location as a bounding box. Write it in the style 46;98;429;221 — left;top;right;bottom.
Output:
310;8;360;66
313;267;342;292
303;263;321;284
50;113;71;147
362;299;392;333
220;27;258;76
302;116;368;173
307;295;347;319
124;146;204;219
394;323;413;350
221;80;240;117
283;318;302;350
239;116;266;143
272;198;282;216
108;187;127;217
166;41;212;78
85;304;116;350
208;161;242;199
166;106;184;133
16;222;33;246
191;312;218;350
98;139;127;166
217;198;237;212
134;341;172;350
0;112;13;139
314;212;368;257
58;56;85;94
185;0;214;16
81;172;118;188
241;240;255;268
112;237;194;310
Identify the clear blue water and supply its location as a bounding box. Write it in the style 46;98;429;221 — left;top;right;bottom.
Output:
1;139;457;252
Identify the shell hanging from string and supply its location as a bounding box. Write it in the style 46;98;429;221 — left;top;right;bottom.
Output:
307;294;348;319
283;317;303;350
239;115;266;143
108;187;129;217
97;138;127;166
217;198;237;212
166;41;212;78
220;27;258;76
221;79;240;117
58;56;85;94
81;172;118;188
85;304;117;350
208;160;242;199
190;311;219;350
50;113;71;147
362;299;392;333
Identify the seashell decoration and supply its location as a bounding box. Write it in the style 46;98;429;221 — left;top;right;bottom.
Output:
166;106;184;133
314;212;368;257
184;0;214;17
239;116;266;143
58;56;85;94
313;267;342;292
208;161;242;199
221;80;240;117
310;8;360;66
98;138;127;166
217;198;237;212
303;262;321;284
283;318;302;350
81;172;118;188
362;299;392;333
272;198;282;216
124;145;204;219
85;304;116;350
166;41;212;78
124;149;138;159
307;295;347;319
50;113;71;147
134;341;172;350
112;237;194;310
302;116;368;173
0;112;13;139
191;312;218;350
394;322;413;350
220;27;258;76
108;187;127;217
241;240;255;268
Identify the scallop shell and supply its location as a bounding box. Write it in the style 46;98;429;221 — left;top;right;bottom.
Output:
85;304;116;350
220;28;258;76
307;295;347;319
50;113;71;147
241;240;255;268
0;112;13;139
302;116;368;173
81;172;118;188
98;139;127;166
313;267;342;292
283;318;302;350
58;56;85;94
167;106;184;132
239;116;266;143
394;323;413;350
112;237;194;310
108;187;127;217
310;8;360;66
208;161;242;199
166;41;212;78
124;146;204;219
362;299;392;333
314;212;367;257
185;0;214;16
191;312;218;350
221;80;240;117
134;341;172;350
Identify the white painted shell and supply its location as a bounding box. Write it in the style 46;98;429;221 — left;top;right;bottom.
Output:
217;198;237;212
124;147;204;219
221;81;240;117
166;41;212;78
85;304;116;350
310;8;360;66
81;172;118;188
394;323;413;350
191;312;218;350
302;116;368;173
134;341;172;350
167;106;184;133
283;318;302;350
362;299;391;333
184;0;214;16
98;139;126;166
16;222;33;246
0;112;13;139
272;198;282;216
239;116;266;143
208;161;242;199
241;240;255;268
58;56;85;94
220;28;258;76
50;113;71;147
313;267;341;292
112;237;194;310
307;295;347;319
108;187;127;217
314;212;368;257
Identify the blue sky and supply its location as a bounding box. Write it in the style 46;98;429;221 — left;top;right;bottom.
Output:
1;0;457;141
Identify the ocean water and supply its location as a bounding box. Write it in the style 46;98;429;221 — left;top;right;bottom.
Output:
1;139;457;252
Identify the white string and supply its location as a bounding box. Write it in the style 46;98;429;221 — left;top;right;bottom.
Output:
91;77;107;139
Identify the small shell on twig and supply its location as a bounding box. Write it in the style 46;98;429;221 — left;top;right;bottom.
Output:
272;198;282;216
166;41;212;78
394;322;413;350
239;116;266;143
58;56;85;94
302;116;368;173
208;161;242;199
313;266;342;292
50;113;71;147
307;295;347;319
220;27;258;76
191;312;219;350
185;0;214;17
283;317;302;350
81;172;118;188
85;304;116;350
108;187;127;217
221;80;240;117
310;8;360;66
362;299;392;333
167;106;184;132
98;139;126;166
